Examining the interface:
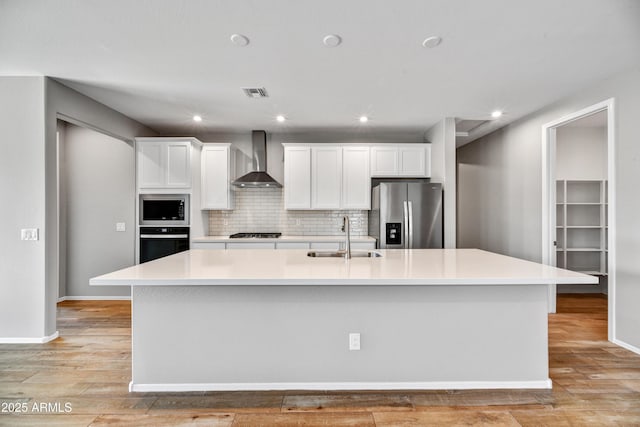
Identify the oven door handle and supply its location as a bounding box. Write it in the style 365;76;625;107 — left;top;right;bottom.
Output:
140;234;189;239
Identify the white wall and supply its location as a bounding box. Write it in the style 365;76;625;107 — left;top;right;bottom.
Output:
425;118;456;248
0;77;47;340
556;126;607;180
62;123;135;298
457;67;640;351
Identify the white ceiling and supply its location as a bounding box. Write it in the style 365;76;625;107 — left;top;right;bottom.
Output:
1;0;639;142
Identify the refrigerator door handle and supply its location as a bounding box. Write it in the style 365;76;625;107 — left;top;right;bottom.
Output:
408;201;414;249
403;200;409;249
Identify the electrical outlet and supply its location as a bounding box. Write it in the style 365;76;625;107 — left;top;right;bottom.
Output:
349;333;361;351
296;218;301;226
223;219;228;226
116;222;126;232
21;228;39;241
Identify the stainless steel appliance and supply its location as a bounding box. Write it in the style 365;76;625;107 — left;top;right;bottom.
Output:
139;194;189;226
369;181;443;249
139;227;189;263
229;232;282;238
231;130;282;188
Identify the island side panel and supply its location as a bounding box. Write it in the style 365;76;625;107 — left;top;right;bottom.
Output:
131;284;549;390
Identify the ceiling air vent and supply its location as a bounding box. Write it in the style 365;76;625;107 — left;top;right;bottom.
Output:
242;87;268;98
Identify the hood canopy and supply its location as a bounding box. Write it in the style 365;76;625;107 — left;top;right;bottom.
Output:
232;130;282;188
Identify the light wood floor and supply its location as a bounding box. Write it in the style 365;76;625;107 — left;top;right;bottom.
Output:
1;294;639;426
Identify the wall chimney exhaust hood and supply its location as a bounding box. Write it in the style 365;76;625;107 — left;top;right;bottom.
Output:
232;130;282;188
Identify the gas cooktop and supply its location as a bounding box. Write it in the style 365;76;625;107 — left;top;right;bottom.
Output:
229;232;282;239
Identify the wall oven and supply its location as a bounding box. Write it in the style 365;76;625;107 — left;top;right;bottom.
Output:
139;194;189;226
139;227;190;263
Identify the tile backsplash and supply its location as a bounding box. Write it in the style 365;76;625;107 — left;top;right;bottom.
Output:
208;188;368;236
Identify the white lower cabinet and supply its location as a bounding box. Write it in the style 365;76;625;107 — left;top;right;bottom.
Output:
191;242;225;250
310;242;341;250
192;240;374;250
348;242;376;250
275;242;311;249
226;242;276;249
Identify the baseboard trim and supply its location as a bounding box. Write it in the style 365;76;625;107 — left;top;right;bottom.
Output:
58;296;131;302
0;331;59;344
129;379;552;393
613;338;640;355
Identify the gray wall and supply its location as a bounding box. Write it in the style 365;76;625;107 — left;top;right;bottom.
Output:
0;77;47;339
0;76;155;340
44;79;156;333
62;123;135;298
457;67;640;350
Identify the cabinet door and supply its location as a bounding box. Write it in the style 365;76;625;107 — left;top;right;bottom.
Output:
370;146;398;177
310;242;341;250
276;242;310;249
226;242;276;249
342;146;371;209
166;142;191;187
137;140;192;189
191;242;226;249
399;145;428;177
284;146;311;209
312;146;342;209
201;145;232;209
138;142;164;188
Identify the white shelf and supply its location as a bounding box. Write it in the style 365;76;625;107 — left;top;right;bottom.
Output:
555;179;607;276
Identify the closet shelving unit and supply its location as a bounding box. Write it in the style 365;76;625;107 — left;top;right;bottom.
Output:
556;180;608;275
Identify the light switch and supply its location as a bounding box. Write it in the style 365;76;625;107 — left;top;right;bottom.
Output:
349;333;361;351
21;228;39;241
116;222;126;232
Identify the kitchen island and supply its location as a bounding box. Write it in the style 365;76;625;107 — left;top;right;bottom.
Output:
90;248;596;392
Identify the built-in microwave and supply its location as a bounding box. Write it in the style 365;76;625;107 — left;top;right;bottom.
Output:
139;194;189;226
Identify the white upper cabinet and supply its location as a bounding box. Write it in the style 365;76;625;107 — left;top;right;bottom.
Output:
137;139;193;189
312;146;342;209
201;144;234;210
284;145;311;209
284;144;370;210
370;144;431;177
342;146;371;209
370;146;398;177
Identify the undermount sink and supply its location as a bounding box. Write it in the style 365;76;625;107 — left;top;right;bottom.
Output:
307;250;383;258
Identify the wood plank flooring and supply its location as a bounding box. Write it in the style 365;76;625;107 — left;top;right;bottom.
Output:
1;294;639;426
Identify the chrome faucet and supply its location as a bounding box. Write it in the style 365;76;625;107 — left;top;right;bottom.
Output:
342;215;352;259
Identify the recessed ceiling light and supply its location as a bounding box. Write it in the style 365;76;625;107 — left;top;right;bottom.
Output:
193;115;202;122
323;34;342;47
230;34;250;47
276;115;286;123
491;110;503;118
359;116;369;123
422;36;442;48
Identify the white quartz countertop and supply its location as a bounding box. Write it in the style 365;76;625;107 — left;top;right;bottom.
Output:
90;248;597;287
193;235;376;243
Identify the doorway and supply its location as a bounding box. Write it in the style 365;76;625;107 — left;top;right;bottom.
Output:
541;99;615;340
56;119;135;301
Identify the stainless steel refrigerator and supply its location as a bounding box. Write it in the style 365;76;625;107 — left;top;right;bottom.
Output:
369;181;443;249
